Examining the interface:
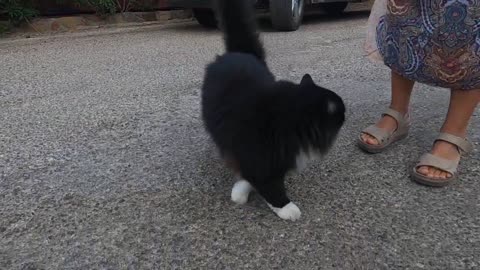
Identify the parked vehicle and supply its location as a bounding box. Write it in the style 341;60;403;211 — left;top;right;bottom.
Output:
168;0;368;31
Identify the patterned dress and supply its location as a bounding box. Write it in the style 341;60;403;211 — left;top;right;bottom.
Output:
365;0;480;90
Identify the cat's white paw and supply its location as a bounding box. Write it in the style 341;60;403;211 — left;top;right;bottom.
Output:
268;202;301;221
231;180;252;205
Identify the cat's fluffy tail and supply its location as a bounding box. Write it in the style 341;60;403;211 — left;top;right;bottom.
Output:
216;0;266;63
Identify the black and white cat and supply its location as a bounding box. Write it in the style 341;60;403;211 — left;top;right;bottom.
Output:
201;0;346;221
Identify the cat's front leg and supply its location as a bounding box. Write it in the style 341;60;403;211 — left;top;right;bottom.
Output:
268;203;301;221
231;179;253;204
256;180;301;221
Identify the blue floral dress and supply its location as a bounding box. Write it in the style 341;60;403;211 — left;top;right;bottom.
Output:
366;0;480;90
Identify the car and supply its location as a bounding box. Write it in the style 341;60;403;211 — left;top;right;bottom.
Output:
168;0;367;31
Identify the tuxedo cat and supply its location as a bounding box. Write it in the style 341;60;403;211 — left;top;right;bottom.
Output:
201;0;346;221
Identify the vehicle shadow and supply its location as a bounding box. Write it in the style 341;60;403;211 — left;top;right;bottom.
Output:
171;9;370;34
303;9;371;24
257;9;370;32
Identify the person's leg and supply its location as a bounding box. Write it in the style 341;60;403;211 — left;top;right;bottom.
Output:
362;71;415;145
416;89;480;179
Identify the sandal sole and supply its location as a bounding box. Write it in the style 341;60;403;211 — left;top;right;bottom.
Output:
410;169;456;187
357;132;408;154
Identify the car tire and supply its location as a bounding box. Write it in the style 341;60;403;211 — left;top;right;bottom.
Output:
193;8;218;29
270;0;305;31
321;2;348;15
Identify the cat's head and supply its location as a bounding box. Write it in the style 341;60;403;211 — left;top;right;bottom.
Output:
298;73;345;120
296;73;346;151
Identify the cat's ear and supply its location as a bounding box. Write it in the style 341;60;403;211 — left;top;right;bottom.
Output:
300;74;314;86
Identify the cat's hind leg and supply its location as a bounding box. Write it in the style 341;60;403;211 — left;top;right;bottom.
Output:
231;179;253;205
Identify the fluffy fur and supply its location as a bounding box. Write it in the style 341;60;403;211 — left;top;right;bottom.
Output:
201;0;346;221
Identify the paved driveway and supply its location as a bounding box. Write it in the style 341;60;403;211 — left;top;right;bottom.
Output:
1;8;479;270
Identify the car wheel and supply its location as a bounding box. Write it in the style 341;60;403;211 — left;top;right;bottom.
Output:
193;8;218;29
270;0;305;31
321;2;348;15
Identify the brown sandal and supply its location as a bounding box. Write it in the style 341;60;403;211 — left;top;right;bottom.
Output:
411;133;473;187
357;108;410;153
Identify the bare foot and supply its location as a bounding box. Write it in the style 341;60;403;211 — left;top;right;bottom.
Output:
361;115;399;145
416;140;460;179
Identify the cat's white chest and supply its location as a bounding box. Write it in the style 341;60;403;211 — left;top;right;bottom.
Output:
295;149;321;171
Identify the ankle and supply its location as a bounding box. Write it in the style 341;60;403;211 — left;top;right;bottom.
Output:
389;105;409;116
439;127;467;138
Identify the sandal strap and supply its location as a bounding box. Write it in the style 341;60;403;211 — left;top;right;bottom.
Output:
361;108;410;145
436;133;473;154
382;108;409;128
362;125;391;144
415;153;459;175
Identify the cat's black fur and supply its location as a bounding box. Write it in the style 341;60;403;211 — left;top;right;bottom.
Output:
201;0;346;215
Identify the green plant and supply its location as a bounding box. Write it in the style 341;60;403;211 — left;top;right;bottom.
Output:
116;0;136;12
0;21;9;34
73;0;117;15
60;0;144;15
128;0;155;12
0;0;38;25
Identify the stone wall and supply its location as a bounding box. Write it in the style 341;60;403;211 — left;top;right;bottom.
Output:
34;0;171;16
